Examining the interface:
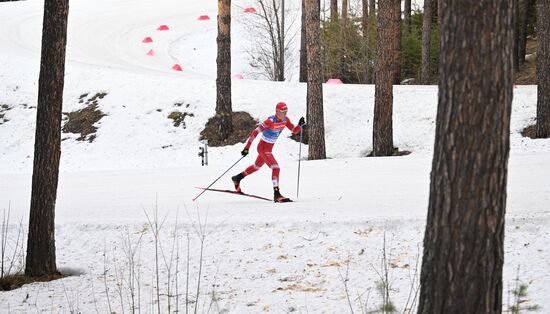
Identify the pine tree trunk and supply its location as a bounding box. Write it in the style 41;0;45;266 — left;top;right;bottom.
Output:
273;0;285;81
368;0;377;84
300;0;307;83
369;0;376;16
373;0;398;156
519;0;535;66
342;0;348;21
418;1;514;312
26;0;69;277
216;0;233;141
339;0;349;80
421;0;432;84
362;0;369;36
281;0;285;81
439;0;443;23
432;0;439;23
513;0;520;73
537;0;550;138
305;0;326;160
393;0;402;84
362;0;370;83
404;0;411;33
330;0;338;22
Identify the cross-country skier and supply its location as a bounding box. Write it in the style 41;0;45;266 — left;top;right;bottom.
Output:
231;102;306;203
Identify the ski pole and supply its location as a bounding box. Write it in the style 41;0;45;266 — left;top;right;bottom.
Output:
296;128;303;199
192;155;245;202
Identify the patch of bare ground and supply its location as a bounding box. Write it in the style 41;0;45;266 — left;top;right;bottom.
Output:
200;111;258;146
0;273;65;291
168;111;194;128
62;92;107;142
366;148;411;157
0;104;11;124
521;123;550;139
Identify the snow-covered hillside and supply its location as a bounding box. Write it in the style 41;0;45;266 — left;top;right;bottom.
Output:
0;0;548;313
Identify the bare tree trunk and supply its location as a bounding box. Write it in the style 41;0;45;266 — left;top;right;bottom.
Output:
330;0;338;22
404;0;411;33
519;0;535;66
342;0;348;21
300;0;307;82
281;0;285;81
537;0;550;138
273;0;285;81
26;0;69;277
438;0;442;24
305;0;326;160
216;0;233;140
373;0;398;156
431;0;438;23
368;0;377;84
362;0;369;36
255;0;288;81
369;0;376;16
421;0;432;84
339;0;349;80
362;0;370;83
418;1;514;312
393;0;402;84
513;0;520;73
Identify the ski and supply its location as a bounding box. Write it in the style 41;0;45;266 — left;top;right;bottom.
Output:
275;197;293;203
194;187;273;202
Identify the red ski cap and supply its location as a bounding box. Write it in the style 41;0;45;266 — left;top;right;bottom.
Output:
276;102;288;111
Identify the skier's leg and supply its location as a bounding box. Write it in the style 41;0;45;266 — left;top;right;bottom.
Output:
244;140;271;177
263;152;280;187
233;155;265;192
232;148;264;192
263;152;289;202
244;154;265;176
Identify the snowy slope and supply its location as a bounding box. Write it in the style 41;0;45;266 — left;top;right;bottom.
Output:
0;0;549;313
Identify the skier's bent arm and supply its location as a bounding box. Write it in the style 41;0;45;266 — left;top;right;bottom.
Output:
285;118;302;135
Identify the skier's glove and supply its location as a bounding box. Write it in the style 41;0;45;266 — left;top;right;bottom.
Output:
241;148;249;156
298;117;306;127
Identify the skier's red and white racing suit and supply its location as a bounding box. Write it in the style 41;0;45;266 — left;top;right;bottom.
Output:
243;115;302;187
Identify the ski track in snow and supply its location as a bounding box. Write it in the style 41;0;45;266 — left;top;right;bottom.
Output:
0;0;549;313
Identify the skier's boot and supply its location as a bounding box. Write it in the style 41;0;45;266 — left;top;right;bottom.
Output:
274;187;292;203
231;172;245;193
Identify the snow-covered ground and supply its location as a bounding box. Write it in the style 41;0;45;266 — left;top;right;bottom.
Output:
0;0;548;313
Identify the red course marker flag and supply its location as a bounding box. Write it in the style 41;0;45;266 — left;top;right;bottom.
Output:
157;25;169;31
244;7;256;13
198;15;210;21
142;37;153;43
146;49;155;56
172;64;183;71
